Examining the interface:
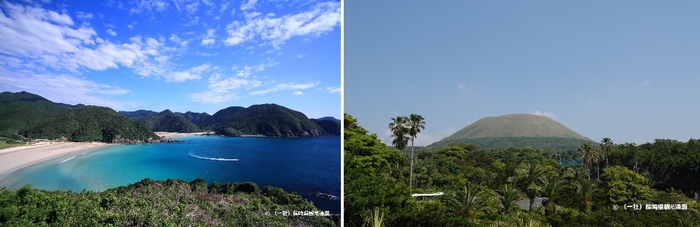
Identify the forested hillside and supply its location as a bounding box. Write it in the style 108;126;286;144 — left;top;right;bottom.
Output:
312;117;341;136
118;110;158;121
208;104;329;137
0;91;78;134
22;106;157;142
142;110;200;133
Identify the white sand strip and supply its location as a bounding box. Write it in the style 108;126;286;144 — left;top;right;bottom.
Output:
0;142;111;176
154;132;209;139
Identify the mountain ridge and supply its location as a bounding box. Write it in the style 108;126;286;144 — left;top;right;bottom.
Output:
1;91;335;140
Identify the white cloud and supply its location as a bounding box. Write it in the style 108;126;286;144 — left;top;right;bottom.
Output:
0;2;198;84
326;86;340;93
219;2;229;14
292;91;302;95
197;51;219;56
76;12;93;20
185;1;199;15
128;0;169;14
106;28;117;36
127;21;137;29
167;63;211;83
531;111;558;120
189;90;238;104
189;72;262;104
201;29;216;46
183;16;199;26
169;34;181;43
296;54;304;58
641;81;651;87
250;82;318;95
240;0;258;11
233;61;278;78
224;1;340;48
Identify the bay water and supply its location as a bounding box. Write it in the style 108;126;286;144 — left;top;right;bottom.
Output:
0;136;341;213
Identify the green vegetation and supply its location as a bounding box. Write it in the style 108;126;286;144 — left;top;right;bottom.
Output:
205;104;330;137
23;106;157;142
142;110;201;133
180;111;212;127
0;178;336;226
345;113;700;226
1;92;155;143
311;117;341;136
431;137;596;151
2;91;335;141
0;91;76;135
118;110;158;121
429;114;596;151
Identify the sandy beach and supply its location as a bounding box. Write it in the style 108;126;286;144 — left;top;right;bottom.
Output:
0;142;111;176
154;132;209;139
0;132;205;176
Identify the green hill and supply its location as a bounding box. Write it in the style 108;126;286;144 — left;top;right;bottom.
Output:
142;110;200;133
119;110;158;121
23;106;157;142
429;114;595;150
312;117;341;136
179;111;211;127
0;91;79;133
208;104;329;137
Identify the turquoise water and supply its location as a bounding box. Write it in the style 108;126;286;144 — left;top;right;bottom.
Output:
0;136;341;213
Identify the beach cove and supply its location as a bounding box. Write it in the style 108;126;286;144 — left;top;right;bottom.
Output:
0;135;340;214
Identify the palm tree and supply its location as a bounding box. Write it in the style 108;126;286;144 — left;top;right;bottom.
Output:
563;166;589;183
406;114;425;190
516;163;543;212
496;184;519;215
572;178;599;213
388;116;409;150
601;138;613;168
450;181;493;219
578;144;603;180
363;207;385;227
539;174;566;215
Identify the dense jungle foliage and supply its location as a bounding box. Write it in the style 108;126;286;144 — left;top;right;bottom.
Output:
344;113;700;227
141;110;201;133
22;106;157;142
429;137;596;152
0;178;336;227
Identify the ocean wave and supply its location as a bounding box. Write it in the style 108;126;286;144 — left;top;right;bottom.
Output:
187;151;238;162
60;156;76;163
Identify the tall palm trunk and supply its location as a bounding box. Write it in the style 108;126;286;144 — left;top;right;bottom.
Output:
410;138;414;189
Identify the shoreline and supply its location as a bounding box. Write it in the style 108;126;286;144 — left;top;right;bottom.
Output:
0;141;112;177
0;132;204;176
154;132;209;139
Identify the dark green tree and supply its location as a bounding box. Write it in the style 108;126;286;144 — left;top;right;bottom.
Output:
406;114;425;190
601;138;613;168
516;163;543;212
388;116;409;151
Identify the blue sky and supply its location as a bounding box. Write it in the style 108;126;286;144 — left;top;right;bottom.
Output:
345;1;700;146
0;0;340;118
